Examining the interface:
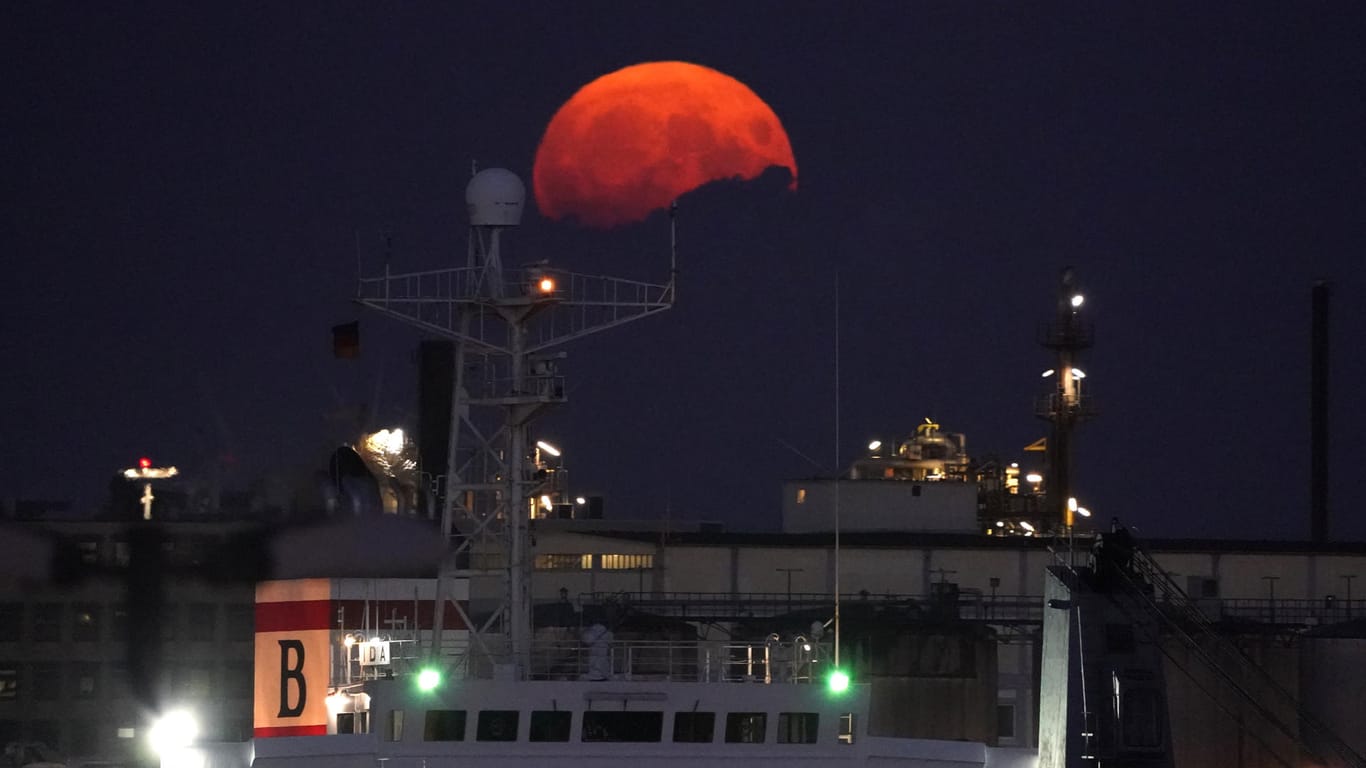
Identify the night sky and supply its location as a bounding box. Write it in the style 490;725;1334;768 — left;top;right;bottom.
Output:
4;3;1363;541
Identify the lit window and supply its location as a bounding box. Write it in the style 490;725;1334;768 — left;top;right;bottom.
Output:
600;554;654;570
796;488;806;504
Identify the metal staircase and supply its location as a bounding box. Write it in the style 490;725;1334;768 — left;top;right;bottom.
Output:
1105;533;1365;768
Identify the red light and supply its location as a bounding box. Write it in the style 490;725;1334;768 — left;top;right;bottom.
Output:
139;457;152;469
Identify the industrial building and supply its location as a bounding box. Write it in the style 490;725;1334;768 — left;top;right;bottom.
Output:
3;508;1365;765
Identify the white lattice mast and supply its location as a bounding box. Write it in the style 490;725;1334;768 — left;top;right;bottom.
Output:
354;168;675;679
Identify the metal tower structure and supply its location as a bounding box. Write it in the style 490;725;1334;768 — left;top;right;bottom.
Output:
1035;267;1095;531
353;168;675;678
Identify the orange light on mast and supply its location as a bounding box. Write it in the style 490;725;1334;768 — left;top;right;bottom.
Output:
537;277;556;294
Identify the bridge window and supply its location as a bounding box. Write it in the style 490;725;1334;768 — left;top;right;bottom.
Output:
530;710;571;742
776;712;818;744
672;712;714;742
385;710;404;742
424;710;466;741
336;711;369;734
582;711;662;742
477;710;519;741
725;712;766;743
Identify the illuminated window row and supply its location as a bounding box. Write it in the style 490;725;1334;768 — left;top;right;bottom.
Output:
533;554;655;571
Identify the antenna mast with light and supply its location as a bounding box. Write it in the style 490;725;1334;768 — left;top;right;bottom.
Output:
354;169;675;679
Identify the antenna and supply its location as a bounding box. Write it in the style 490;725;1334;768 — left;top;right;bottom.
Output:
669;201;679;303
354;167;676;680
833;271;841;668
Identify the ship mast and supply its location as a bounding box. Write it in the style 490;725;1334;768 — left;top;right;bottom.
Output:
354;168;675;679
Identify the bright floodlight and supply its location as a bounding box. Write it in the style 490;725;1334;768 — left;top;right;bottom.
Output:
1025;473;1043;484
867;440;882;452
828;669;851;694
995;521;1005;527
1040;369;1055;378
575;496;587;505
1071;294;1085;308
1077;507;1092;518
1071;369;1086;379
417;667;442;691
536;440;561;457
148;709;199;755
540;495;553;511
1019;521;1036;533
1067;497;1078;512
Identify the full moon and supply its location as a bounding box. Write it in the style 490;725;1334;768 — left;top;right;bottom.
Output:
533;61;797;228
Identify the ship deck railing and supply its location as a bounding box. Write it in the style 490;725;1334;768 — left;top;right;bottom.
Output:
352;637;840;684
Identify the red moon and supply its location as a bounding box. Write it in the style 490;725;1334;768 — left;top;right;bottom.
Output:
533;61;797;228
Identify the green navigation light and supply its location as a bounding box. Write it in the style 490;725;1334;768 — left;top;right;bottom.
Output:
417;667;442;691
828;669;850;694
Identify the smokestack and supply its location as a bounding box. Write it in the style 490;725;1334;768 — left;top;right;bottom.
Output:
1310;281;1330;543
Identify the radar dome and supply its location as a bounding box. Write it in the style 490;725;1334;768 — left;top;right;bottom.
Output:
466;168;525;227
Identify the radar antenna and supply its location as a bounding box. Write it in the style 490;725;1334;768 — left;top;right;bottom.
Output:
354;168;675;679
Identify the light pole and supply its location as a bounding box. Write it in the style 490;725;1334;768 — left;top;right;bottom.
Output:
1342;574;1357;618
1262;576;1279;623
776;568;805;613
